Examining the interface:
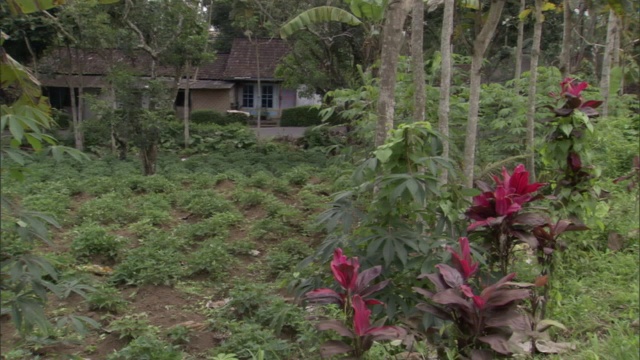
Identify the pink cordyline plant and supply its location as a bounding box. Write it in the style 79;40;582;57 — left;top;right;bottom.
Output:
548;78;603;117
466;164;545;231
305;248;388;308
305;249;405;359
447;237;479;280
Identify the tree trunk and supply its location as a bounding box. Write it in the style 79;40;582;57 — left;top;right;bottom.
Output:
462;0;505;188
255;39;262;128
110;86;118;154
438;0;455;184
184;61;191;148
141;143;158;176
514;0;525;81
600;10;617;118
558;0;572;78
375;0;412;147
411;0;425;123
65;46;83;151
76;48;85;150
526;0;543;181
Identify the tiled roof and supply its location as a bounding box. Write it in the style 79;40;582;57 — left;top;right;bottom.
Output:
38;39;289;81
222;38;290;79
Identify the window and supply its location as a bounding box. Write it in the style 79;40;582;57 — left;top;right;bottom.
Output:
242;85;254;107
261;85;273;108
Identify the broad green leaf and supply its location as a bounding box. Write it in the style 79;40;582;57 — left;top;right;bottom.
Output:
519;8;532;20
6;0;66;14
559;123;573;137
280;6;362;39
541;1;556;11
375;148;393;163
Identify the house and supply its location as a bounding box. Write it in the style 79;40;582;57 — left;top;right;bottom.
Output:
38;38;320;122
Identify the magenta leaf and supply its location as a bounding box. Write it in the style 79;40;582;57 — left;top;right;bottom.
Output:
420;272;448;292
415;302;453;321
319;340;353;358
304;288;343;305
512;212;549;227
435;264;464;288
485;289;531;307
478;334;513;355
366;326;407;341
432;288;472;311
355;266;382;291
316;320;354;338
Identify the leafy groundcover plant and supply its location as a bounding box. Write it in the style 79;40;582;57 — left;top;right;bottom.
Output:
305;249;406;358
414;237;531;359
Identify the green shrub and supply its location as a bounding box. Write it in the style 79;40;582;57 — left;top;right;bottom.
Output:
71;223;125;262
300;126;343;148
280;106;323;127
125;175;176;194
173;189;236;217
266;239;313;276
78;193;138;225
108;335;183;360
108;313;157;340
211;322;292;360
280;105;343;127
283;166;311;186
187;238;235;279
244;171;275;189
231;189;271;209
87;285;128;313
227;240;256;256
111;245;185;285
191;110;228;125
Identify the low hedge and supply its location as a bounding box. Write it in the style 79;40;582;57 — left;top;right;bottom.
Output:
191;110;247;125
282;105;346;127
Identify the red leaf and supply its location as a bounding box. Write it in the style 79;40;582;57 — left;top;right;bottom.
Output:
415;302;453;321
366;326;407;341
512;213;549;227
582;100;602;109
436;264;464;288
485;289;531;307
305;288;343;305
413;287;434;299
355;266;382;292
358;278;390;299
319;340;353;357
478;334;513;355
316;320;354;338
432;288;472;311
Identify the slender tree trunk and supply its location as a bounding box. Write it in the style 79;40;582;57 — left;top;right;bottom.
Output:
255;39;262;128
526;0;543;181
558;0;572;78
184;61;191;148
110;86;117;154
75;48;85;150
375;0;412;147
462;0;505;188
438;0;455;184
411;0;425;123
65;45;83;151
514;0;525;81
600;10;617;118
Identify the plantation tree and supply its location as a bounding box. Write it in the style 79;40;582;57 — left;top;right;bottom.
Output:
600;8;618;117
558;0;572;77
436;0;457;183
514;0;525;80
525;0;543;181
375;0;412;146
411;0;425;123
462;0;505;188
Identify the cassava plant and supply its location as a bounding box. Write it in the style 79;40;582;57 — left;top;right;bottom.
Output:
541;78;603;224
414;237;531;359
465;164;546;274
304;248;406;359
